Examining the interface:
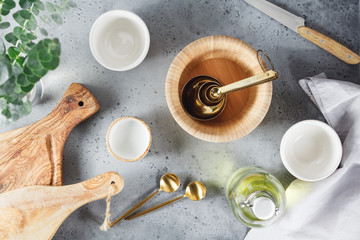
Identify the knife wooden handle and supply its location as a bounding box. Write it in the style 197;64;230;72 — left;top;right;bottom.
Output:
298;26;360;65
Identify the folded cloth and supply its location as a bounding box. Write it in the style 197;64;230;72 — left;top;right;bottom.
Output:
245;73;360;240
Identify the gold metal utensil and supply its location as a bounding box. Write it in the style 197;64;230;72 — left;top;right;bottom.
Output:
125;181;206;220
109;173;180;227
181;50;278;121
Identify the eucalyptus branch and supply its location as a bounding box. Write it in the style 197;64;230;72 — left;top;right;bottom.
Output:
0;0;76;123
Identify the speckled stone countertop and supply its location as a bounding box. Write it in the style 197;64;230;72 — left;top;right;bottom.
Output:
1;0;359;239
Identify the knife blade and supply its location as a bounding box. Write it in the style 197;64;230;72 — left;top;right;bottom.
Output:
245;0;360;65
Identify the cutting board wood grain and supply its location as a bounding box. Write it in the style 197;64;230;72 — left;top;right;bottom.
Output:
0;171;124;240
0;83;100;193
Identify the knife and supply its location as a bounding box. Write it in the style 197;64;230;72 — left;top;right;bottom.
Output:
244;0;360;65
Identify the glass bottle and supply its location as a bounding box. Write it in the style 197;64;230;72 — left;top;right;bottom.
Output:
26;79;44;105
226;166;286;228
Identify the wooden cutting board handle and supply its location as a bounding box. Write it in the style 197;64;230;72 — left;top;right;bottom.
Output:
0;83;100;193
42;82;101;136
0;171;124;240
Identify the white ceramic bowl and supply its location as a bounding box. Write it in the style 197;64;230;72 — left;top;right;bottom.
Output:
89;10;150;71
280;120;342;181
106;117;151;162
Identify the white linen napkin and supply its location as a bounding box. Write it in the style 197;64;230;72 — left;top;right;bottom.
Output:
245;73;360;240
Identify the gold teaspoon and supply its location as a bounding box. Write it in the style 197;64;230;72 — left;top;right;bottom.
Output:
109;173;180;227
125;181;206;220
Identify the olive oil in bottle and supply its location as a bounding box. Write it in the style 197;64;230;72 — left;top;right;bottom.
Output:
226;166;286;228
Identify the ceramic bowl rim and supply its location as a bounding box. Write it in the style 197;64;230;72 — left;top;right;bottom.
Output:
106;116;152;162
89;10;150;71
280;119;343;181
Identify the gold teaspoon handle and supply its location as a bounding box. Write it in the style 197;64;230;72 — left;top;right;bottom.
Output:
110;189;160;227
126;195;185;220
214;70;278;97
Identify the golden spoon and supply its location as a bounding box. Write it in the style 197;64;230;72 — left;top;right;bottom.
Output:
109;173;180;227
125;181;206;220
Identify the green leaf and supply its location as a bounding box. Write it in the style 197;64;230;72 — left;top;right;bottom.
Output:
19;9;32;20
1;75;16;95
14;26;24;38
25;15;37;30
0;56;12;85
14;83;23;93
22;99;32;114
26;33;37;41
16;74;30;86
34;1;45;11
0;39;5;56
3;0;16;10
13;10;37;31
1;108;12;119
32;7;39;16
41;56;59;70
24;39;60;78
19;0;32;9
39;27;48;36
50;13;62;25
26;42;35;49
5;32;18;45
25;73;40;83
26;50;42;70
23;65;33;75
12;61;23;76
18;42;29;53
38;47;52;61
45;2;55;12
31;67;47;78
48;38;60;56
1;0;16;15
7;47;20;59
0;22;10;29
0;9;10;16
54;5;63;14
20;33;29;42
21;83;34;93
13;11;27;26
67;0;77;8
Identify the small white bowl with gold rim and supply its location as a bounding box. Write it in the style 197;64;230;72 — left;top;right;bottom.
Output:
106;117;151;162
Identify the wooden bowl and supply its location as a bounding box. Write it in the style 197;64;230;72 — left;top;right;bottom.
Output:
165;35;272;142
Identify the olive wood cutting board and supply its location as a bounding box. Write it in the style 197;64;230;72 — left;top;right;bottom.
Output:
0;83;100;193
0;171;124;240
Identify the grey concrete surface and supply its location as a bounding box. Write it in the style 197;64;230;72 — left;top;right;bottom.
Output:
1;0;359;239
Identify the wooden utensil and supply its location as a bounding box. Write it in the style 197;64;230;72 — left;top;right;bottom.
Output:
0;83;100;193
244;0;360;65
0;171;124;240
165;35;273;142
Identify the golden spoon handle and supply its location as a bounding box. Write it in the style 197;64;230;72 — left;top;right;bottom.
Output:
110;189;160;227
215;70;278;97
126;195;185;220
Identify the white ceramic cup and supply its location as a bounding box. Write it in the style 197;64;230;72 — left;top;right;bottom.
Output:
89;10;150;71
106;117;151;162
280;120;342;181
